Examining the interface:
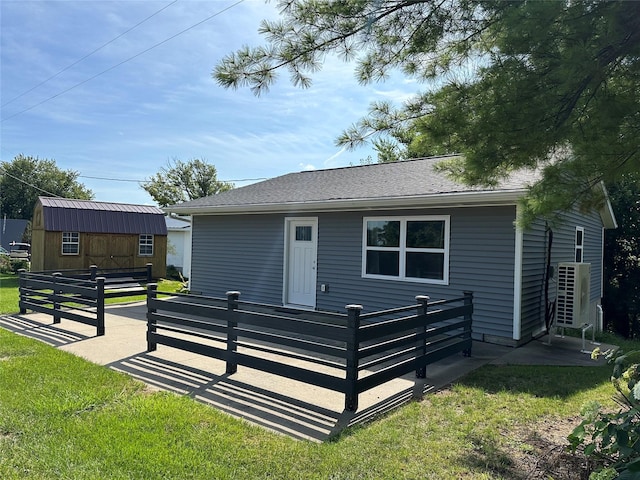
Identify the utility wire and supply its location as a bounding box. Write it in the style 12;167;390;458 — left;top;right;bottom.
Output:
1;0;245;123
0;167;63;198
1;0;179;109
78;174;268;183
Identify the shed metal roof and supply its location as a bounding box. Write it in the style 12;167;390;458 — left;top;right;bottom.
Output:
39;197;167;235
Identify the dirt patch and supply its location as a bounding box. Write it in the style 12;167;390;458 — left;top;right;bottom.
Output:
503;416;599;479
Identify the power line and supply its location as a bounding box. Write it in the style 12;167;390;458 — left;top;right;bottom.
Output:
1;0;178;109
78;174;268;183
1;0;245;123
0;167;62;198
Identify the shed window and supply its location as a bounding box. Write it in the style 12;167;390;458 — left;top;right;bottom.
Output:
363;216;450;284
575;227;584;262
139;234;154;256
62;232;79;255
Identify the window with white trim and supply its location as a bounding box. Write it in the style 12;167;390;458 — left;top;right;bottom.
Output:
575;227;584;262
139;234;154;256
362;216;450;284
62;232;79;255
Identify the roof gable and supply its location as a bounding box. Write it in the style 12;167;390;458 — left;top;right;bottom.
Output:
38;197;167;235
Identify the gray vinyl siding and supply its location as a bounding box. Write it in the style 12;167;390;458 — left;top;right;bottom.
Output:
520;219;551;341
520;208;605;338
548;209;604;303
190;206;519;342
315;206;517;341
190;214;285;302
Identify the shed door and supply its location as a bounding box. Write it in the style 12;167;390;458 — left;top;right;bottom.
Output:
87;234;133;270
285;218;317;309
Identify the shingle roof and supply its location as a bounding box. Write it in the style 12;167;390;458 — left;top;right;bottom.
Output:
167;156;540;215
39;197;167;234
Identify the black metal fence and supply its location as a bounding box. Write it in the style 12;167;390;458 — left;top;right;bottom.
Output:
18;264;153;335
146;287;473;411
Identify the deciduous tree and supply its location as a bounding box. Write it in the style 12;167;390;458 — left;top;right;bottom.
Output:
142;158;233;207
0;154;93;219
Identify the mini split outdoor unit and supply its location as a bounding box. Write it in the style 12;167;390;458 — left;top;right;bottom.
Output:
556;262;591;328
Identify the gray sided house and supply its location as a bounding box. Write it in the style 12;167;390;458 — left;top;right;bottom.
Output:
31;197;168;278
1;218;29;251
167;157;617;347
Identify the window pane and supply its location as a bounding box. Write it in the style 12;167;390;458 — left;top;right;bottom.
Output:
62;244;78;254
406;252;444;280
575;249;583;263
366;250;399;276
407;221;444;249
139;235;153;255
576;229;583;246
295;226;312;241
367;221;400;247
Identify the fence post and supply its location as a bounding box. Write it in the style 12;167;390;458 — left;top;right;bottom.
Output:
146;283;158;351
52;272;62;324
90;265;98;280
96;277;105;336
146;263;153;282
226;291;241;375
345;304;363;412
415;295;430;379
18;269;27;314
463;291;474;357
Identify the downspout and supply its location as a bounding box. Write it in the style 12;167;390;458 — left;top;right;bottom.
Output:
513;205;524;342
544;223;555;333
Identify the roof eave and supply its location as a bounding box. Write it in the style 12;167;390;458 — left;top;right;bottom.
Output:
164;190;525;216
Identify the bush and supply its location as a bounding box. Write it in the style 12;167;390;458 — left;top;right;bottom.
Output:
568;348;640;479
0;257;29;274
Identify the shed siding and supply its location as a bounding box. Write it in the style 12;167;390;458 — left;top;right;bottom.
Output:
191;206;518;342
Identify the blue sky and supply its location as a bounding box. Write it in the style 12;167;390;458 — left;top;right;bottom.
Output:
1;0;416;206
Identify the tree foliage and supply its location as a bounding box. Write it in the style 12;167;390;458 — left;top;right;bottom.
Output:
141;158;233;207
0;154;93;219
602;173;640;338
214;0;640;221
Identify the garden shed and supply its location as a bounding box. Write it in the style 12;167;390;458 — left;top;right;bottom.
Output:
31;197;167;278
166;156;617;347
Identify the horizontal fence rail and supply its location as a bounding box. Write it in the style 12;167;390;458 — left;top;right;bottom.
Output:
146;287;473;412
33;264;152;299
18;270;106;336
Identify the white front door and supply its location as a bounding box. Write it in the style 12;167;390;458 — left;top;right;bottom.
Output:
285;218;318;308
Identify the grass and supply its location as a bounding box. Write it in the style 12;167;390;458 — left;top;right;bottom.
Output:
0;324;622;479
0;273;633;478
0;274;19;313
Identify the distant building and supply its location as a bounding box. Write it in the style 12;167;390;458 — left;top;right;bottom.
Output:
0;217;29;252
31;197;167;278
166;215;191;278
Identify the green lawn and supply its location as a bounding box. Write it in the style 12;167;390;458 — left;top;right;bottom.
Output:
0;325;622;479
0;274;19;314
0;273;631;478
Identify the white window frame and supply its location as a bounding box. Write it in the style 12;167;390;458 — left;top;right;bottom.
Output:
362;215;450;285
575;226;584;263
61;232;79;255
139;234;154;256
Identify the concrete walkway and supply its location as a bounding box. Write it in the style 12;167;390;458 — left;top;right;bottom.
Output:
0;303;613;442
